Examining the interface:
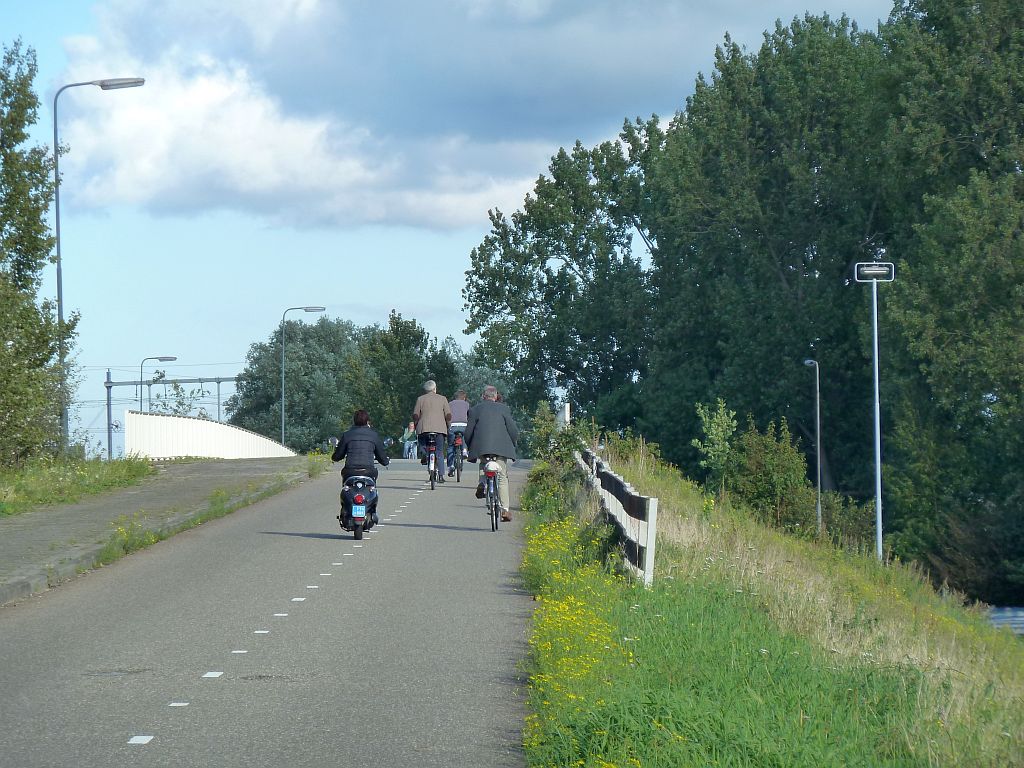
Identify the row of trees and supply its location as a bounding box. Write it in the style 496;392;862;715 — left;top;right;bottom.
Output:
0;40;74;466
226;310;509;453
463;0;1023;604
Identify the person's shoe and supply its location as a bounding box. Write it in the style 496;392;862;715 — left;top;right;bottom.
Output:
475;483;485;499
420;456;427;465
437;476;446;484
500;509;512;522
447;468;455;477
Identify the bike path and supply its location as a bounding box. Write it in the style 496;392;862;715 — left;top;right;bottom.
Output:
0;458;531;767
0;457;309;606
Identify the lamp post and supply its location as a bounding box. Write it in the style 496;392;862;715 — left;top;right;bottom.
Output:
803;359;822;537
139;356;177;412
280;306;325;445
854;261;895;561
54;77;145;448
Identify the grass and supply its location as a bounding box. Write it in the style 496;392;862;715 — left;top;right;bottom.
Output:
520;442;1024;767
0;455;153;517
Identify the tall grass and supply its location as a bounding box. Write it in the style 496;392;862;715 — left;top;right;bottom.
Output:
521;437;1024;766
0;455;153;517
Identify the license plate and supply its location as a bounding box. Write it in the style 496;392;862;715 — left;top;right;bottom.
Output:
352;504;366;518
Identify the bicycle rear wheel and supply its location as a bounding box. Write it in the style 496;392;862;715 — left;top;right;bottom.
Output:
488;479;499;531
455;452;463;483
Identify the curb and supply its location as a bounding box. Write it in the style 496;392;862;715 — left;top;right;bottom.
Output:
0;467;310;608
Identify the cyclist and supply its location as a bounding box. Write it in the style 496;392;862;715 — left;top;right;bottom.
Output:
465;385;519;521
447;389;470;477
331;409;390;481
413;379;451;482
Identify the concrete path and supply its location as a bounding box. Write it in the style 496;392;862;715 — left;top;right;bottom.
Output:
0;457;310;606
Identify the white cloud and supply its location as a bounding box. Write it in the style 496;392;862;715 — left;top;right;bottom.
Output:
53;0;894;229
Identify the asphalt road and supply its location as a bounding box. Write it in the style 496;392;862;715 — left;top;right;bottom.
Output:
0;459;530;768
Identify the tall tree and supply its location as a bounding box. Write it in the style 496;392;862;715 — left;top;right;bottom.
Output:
464;139;652;427
644;17;889;494
227;317;360;451
0;39;71;464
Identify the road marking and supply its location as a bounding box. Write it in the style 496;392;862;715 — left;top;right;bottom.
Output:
353;545;363;548
343;553;354;557
254;630;270;634
168;702;189;707
291;597;307;602
306;585;319;589
319;573;332;576
273;613;288;617
232;650;248;654
128;735;154;745
332;562;344;565
202;671;223;678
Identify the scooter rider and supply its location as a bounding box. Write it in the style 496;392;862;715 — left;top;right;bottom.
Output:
331;409;390;481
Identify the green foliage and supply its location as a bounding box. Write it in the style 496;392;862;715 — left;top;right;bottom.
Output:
730;416;816;534
690;399;736;496
463;138;653;428
0;454;153;516
0;40;75;466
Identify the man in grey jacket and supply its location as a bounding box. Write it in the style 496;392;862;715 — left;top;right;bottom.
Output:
465;385;519;521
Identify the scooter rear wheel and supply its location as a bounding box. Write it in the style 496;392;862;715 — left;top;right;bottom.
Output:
353;522;364;540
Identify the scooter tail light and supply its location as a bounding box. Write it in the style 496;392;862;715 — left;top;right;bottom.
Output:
354;493;365;504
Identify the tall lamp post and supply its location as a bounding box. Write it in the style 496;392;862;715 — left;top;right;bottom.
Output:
854;261;895;561
139;356;177;412
803;359;822;537
54;77;145;448
280;306;325;445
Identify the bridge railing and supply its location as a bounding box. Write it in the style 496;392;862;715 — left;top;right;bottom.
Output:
124;411;296;460
576;447;658;586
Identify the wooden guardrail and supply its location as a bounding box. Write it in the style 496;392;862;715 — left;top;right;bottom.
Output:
577;448;658;586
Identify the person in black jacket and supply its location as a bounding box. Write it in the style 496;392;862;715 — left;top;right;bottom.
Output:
331;409;390;480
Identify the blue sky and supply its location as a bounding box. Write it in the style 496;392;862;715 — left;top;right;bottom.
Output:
4;0;894;454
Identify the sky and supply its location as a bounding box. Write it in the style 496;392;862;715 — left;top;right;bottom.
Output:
4;0;894;455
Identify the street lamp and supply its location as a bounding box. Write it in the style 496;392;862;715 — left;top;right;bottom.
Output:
139;356;177;412
54;77;145;448
803;359;822;537
280;306;325;445
854;261;895;560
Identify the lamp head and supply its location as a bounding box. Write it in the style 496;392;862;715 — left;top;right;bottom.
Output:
97;78;145;90
157;356;177;362
803;359;817;367
303;306;325;312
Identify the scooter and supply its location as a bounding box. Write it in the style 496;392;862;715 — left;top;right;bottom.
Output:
338;475;378;540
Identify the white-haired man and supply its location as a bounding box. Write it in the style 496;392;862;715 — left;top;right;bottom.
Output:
465;385;519;520
412;379;452;481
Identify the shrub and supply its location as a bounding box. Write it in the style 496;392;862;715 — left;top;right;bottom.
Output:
730;416;815;533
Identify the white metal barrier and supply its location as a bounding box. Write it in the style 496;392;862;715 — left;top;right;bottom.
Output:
577;448;658;586
124;411;296;460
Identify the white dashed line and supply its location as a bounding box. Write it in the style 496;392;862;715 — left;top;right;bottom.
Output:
254;630;270;635
273;613;288;617
343;553;354;557
231;650;248;654
168;702;189;707
202;671;224;679
353;545;364;548
306;585;319;589
128;735;154;745
319;573;332;576
291;597;307;602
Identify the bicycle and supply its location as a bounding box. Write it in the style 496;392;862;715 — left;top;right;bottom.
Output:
451;429;466;483
481;454;501;531
422;432;441;490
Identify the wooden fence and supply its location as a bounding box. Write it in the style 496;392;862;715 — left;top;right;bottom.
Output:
577;447;658;586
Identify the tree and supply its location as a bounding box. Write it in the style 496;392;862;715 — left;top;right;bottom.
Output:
643;17;889;495
227;317;361;451
463;137;653;428
0;275;60;463
0;39;71;464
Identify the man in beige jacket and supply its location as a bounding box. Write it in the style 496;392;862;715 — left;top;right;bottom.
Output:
413;380;452;481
